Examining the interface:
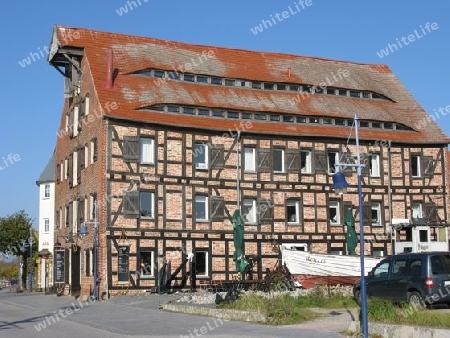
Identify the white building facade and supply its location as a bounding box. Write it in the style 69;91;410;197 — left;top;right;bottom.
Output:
36;153;55;290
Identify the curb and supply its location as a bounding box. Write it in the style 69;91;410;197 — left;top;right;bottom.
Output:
348;321;450;338
162;302;267;323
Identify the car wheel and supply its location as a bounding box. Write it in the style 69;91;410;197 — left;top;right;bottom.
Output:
407;291;424;308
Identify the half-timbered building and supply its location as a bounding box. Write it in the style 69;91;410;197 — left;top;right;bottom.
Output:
48;26;449;298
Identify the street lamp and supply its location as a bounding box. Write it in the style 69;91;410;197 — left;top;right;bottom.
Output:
29;226;33;293
331;115;368;338
79;201;98;300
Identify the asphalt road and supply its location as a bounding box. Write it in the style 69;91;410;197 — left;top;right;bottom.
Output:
0;289;344;338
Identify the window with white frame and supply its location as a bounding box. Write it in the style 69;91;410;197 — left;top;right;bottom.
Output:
44;218;49;232
411;155;421;177
139;251;155;278
243;198;257;224
327;151;339;173
140;138;155;164
300;150;312;173
371;202;382;225
194;143;208;169
287;200;300;224
412;203;423;218
195;251;209;277
244;148;256;172
370;154;380;177
195;195;208;221
84;249;92;276
273;149;285;172
44;184;50;198
329;201;340;225
84;144;89;168
140;191;154;218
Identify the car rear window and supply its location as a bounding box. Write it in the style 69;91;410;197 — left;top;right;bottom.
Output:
431;254;450;274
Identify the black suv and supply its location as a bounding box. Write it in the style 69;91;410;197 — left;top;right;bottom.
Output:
353;251;450;307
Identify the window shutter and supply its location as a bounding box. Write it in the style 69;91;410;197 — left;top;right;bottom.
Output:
339;151;355;175
257;149;271;172
56;164;61;183
92;138;98;162
210;196;225;221
123;136;139;162
210;145;225;169
69;202;73;229
68;154;73;188
422;156;435;177
363;204;372;224
361;153;370;175
259;199;273;222
79;147;85;170
78;199;84;225
69;109;75;138
424;202;438;222
124;191;140;218
286;151;300;171
314;151;327;173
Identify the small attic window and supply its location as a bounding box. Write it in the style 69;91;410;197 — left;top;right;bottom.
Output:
236;80;246;87
252;82;262;89
225;79;235;86
396;124;409;131
228;111;239;119
384;122;394;129
212;110;225;117
277;84;287;91
136;69;151;76
323;118;332;125
314;86;324;94
184;74;195;82
350;90;360;98
183;107;195;115
154;70;165;78
362;92;371;98
151;105;165;111
211;77;222;85
168;71;180;80
372;122;382;129
309;117;320;124
360;121;369;128
269;114;280;121
327;88;337;95
254;113;266;120
242;112;252;119
168;105;180;113
197;76;208;83
283;115;294;122
372;93;385;100
335;118;345;126
297;116;307;123
264;83;275;90
289;85;299;92
302;85;312;93
198;108;210;116
338;89;348;96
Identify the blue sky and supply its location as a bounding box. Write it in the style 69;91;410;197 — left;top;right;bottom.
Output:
1;0;449;226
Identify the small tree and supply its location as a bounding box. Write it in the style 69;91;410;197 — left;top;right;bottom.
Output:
0;211;36;290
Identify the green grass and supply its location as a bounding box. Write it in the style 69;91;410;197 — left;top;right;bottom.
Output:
220;293;320;325
367;298;450;328
219;291;450;328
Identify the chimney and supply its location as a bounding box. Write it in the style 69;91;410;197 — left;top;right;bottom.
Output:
104;48;114;90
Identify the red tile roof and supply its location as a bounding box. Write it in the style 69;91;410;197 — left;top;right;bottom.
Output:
49;25;449;144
